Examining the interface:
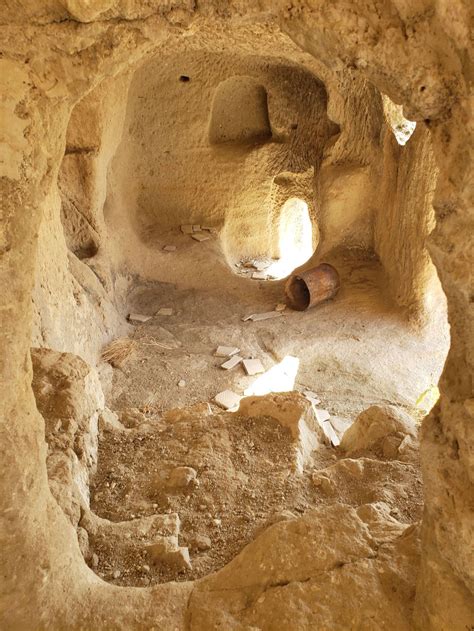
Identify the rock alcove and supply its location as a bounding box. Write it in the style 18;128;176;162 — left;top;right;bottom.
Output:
1;2;472;630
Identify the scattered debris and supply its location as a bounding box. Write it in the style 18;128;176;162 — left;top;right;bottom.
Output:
313;408;330;423
101;338;137;368
320;421;340;447
146;540;192;571
243;311;283;322
163;466;198;490
220;355;243;370
178;379;186;388
191;232;211;242
128;313;151;324
156;308;173;316
311;407;340;447
243;358;265;376
214;346;240;358
180;225;194;234
214;390;241;411
119;408;147;428
188;534;211;552
303;389;321;405
162;245;177;252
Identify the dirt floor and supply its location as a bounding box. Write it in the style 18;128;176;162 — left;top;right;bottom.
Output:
87;230;448;586
108;228;449;419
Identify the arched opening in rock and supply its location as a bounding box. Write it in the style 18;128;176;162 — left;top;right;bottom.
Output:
46;43;450;589
6;7;470;628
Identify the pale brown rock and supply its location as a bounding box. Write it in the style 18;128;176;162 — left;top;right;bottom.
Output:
0;3;472;630
341;405;419;462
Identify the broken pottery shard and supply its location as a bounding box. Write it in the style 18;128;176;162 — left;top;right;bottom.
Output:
220;355;243;370
191;232;210;242
157;308;173;316
252;271;268;280
215;345;240;358
247;311;283;322
243;358;265;376
214;390;241;411
128;313;151;324
163;245;176;252
180;224;193;234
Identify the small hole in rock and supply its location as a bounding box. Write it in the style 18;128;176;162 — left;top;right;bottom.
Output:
179;75;190;82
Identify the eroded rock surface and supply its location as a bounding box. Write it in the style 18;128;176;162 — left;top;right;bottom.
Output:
1;2;472;630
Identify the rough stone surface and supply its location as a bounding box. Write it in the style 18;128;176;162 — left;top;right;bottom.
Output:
0;2;472;630
31;347;104;524
341;404;419;462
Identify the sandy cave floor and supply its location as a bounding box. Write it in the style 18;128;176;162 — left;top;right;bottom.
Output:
87;228;448;586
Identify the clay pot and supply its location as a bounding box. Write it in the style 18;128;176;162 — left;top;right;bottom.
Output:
285;263;340;311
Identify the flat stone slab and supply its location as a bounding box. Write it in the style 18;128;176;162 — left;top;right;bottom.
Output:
252;271;268;280
128;313;152;324
243;358;265;376
214;390;241;411
192;232;211;242
215;346;240;358
220;355;243;370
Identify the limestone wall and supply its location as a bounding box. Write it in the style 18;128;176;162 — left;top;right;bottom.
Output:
0;2;472;629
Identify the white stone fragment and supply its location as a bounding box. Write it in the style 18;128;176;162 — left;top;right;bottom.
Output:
243;358;265;376
254;260;270;271
157;308;173;316
252;271;268;280
321;420;341;447
180;224;193;234
247;311;283;322
214;390;241;411
220;355;243;370
314;408;330;423
241;314;254;322
163;245;177;251
191;232;210;242
128;313;151;324
303;389;321;405
178;379;186;388
275;303;286;312
215;345;240;358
